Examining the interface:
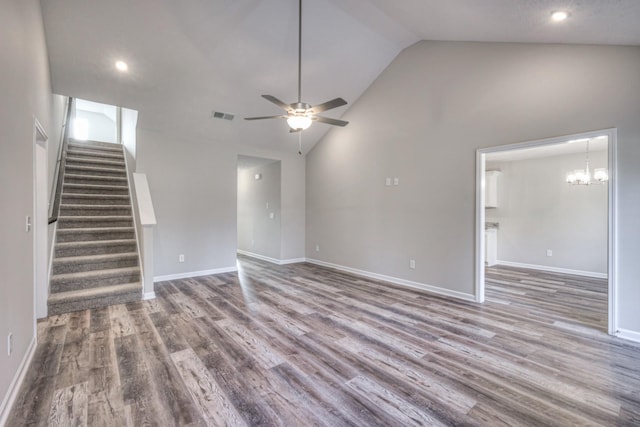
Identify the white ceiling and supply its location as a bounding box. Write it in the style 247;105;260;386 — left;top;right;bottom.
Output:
41;0;640;154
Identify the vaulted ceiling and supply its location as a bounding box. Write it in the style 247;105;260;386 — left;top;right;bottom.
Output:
41;0;640;154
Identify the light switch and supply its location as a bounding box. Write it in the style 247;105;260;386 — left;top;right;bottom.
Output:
385;178;391;186
25;216;31;232
269;212;275;219
393;177;399;186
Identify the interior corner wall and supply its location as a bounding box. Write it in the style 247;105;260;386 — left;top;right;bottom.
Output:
306;41;640;333
121;108;138;169
0;0;56;415
486;151;608;275
135;128;237;277
237;162;282;259
237;147;306;262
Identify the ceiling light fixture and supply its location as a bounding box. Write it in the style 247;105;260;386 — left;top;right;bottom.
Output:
115;60;128;71
287;113;312;131
566;139;608;185
551;11;569;22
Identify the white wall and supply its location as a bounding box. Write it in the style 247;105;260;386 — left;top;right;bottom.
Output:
0;0;57;417
75;109;117;143
237;161;282;259
306;41;640;333
487;151;608;275
136;128;238;278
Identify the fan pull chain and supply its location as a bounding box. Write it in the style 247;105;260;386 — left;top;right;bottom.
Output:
298;132;303;155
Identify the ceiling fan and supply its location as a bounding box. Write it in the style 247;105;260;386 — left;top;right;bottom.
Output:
245;0;349;132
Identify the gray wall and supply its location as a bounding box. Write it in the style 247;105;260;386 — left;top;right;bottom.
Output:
487;151;608;274
136;128;238;277
306;41;640;332
0;0;57;412
237;161;282;259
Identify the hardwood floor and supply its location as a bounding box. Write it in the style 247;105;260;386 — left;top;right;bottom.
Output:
7;258;640;426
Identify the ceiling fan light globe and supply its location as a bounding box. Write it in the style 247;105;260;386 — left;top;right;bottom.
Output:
287;115;312;130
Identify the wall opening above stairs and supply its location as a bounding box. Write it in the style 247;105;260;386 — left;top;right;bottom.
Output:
74;98;118;143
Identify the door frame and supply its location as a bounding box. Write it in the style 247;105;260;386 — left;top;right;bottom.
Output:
475;128;618;336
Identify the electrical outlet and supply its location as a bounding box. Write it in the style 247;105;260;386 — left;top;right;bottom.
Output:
251;239;255;247
546;249;553;257
315;245;320;252
25;216;31;232
409;259;416;269
179;254;185;263
7;333;12;356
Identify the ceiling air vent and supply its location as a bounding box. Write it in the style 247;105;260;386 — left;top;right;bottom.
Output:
211;111;235;121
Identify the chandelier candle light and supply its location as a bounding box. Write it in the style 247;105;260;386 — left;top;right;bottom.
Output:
566;139;608;185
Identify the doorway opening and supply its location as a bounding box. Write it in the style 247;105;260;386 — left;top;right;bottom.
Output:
237;156;282;263
475;129;617;335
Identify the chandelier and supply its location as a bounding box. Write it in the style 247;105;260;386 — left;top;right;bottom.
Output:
566;139;608;185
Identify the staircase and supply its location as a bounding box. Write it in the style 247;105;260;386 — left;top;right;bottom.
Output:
48;139;141;316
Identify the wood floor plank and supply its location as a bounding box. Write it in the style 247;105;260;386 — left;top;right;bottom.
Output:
171;348;246;427
47;381;88;426
7;258;640;426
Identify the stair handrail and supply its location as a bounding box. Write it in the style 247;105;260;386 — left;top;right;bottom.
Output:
48;97;74;224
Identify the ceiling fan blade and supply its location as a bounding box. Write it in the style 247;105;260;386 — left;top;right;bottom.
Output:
261;95;291;110
313;116;349;127
310;97;347;114
244;115;286;121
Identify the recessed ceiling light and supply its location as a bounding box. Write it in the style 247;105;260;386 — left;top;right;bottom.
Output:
115;60;128;71
551;11;569;22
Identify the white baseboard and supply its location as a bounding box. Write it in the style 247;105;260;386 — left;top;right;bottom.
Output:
280;258;306;265
496;260;608;279
153;266;237;282
616;328;640;343
305;258;476;303
0;336;36;426
237;250;305;266
142;292;156;300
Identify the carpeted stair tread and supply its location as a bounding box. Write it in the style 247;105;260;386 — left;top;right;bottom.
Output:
59;204;132;216
61;193;131;205
48;282;140;303
47;282;141;315
68;139;124;151
65;164;127;177
63;183;130;195
52;252;139;274
55;239;137;257
50;266;141;293
56;227;135;242
57;216;133;229
64;173;128;184
66;148;124;160
65;156;126;168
